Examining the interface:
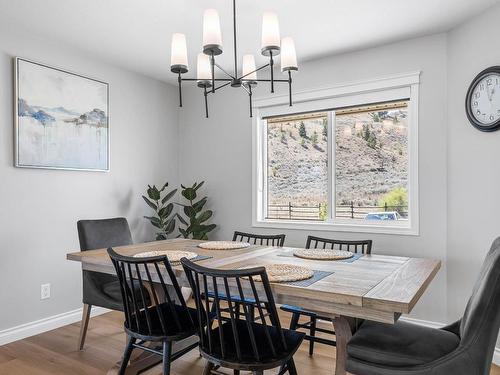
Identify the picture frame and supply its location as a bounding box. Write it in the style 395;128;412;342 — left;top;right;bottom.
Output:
14;57;110;171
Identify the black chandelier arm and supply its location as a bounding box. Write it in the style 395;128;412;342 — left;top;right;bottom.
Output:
245;78;289;83
180;78;233;82
210;53;215;93
203;86;209;118
178;71;183;107
240;84;253;117
238;62;270;80
210;81;232;92
269;50;275;93
214;62;235;79
249;84;253;117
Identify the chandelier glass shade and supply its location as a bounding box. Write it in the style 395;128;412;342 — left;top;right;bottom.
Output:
170;0;298;118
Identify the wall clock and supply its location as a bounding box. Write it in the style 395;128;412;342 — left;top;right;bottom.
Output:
466;66;500;132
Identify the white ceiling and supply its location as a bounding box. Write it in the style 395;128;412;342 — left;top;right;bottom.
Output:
0;0;498;83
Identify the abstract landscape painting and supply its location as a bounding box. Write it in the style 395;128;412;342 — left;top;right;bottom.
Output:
15;58;109;171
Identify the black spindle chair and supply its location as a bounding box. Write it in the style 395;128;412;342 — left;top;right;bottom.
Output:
206;231;286;321
181;257;304;375
233;231;286;247
107;248;200;375
281;236;372;355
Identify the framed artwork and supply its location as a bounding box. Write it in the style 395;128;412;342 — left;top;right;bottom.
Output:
14;57;109;171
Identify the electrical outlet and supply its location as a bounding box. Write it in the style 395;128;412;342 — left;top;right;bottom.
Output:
41;283;50;300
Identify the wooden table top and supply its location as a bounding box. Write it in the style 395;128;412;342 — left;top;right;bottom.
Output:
67;238;440;324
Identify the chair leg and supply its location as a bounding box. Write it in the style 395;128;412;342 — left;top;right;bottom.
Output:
253;371;263;375
235;303;241;320
162;341;172;375
289;312;300;330
77;304;91;350
287;358;298;375
309;316;317;356
249;306;255;321
118;335;136;375
234;371;240;375
203;361;214;375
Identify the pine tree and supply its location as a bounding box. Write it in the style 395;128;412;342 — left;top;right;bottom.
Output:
299;121;307;138
312;131;318;145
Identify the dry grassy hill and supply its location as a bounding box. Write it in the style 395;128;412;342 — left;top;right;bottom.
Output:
267;110;408;208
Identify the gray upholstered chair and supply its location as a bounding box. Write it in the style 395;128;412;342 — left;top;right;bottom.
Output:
76;217;133;350
346;237;500;375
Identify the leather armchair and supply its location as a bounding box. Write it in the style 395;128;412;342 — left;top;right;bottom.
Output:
346;237;500;375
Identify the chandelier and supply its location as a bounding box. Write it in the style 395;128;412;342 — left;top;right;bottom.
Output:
169;0;298;118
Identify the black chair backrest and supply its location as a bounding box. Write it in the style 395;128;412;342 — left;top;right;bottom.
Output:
459;237;500;373
107;248;192;337
306;235;372;254
78;218;132;251
181;258;287;361
233;231;286;247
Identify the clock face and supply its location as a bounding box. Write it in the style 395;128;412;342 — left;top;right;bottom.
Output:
470;72;500;125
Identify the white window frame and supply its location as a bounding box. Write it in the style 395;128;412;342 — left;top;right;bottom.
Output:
252;71;420;236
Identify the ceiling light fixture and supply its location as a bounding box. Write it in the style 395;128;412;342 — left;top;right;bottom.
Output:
170;0;298;118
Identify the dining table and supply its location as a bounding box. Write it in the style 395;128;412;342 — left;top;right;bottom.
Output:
67;238;441;375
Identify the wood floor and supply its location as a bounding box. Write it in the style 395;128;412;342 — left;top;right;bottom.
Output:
0;311;498;375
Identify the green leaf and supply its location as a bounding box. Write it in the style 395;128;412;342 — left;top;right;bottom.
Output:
192;197;207;213
165;218;176;234
161;188;177;204
203;223;217;232
182;187;197;201
144;216;162;229
197;210;212;223
158;203;173;218
142;196;158;211
156;233;167;240
194;181;205;191
184;205;196;218
176;213;188;226
179;228;189;238
159;182;169;192
148;186;161;201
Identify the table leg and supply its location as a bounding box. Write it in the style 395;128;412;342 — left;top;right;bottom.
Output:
333;316;354;375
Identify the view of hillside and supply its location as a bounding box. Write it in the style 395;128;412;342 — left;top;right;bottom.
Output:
266;104;408;220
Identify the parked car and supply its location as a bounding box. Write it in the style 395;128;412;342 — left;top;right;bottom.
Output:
365;211;401;220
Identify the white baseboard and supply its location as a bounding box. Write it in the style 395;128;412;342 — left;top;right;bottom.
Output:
400;316;500;366
0;306;110;346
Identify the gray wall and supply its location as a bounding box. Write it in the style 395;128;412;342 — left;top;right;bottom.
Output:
179;33;449;322
0;27;179;330
446;3;500;347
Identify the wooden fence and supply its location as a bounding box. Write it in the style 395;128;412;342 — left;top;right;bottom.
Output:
267;202;408;221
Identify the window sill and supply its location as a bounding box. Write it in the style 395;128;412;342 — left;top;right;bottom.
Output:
252;219;419;236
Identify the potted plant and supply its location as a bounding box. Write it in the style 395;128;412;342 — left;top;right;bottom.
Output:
142;182;177;240
176;181;216;240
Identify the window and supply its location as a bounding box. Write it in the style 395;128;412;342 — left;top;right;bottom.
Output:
266;112;329;221
253;72;419;235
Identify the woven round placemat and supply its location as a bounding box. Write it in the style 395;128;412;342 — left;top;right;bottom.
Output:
133;250;197;264
248;264;314;283
198;241;251;250
293;248;354;260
